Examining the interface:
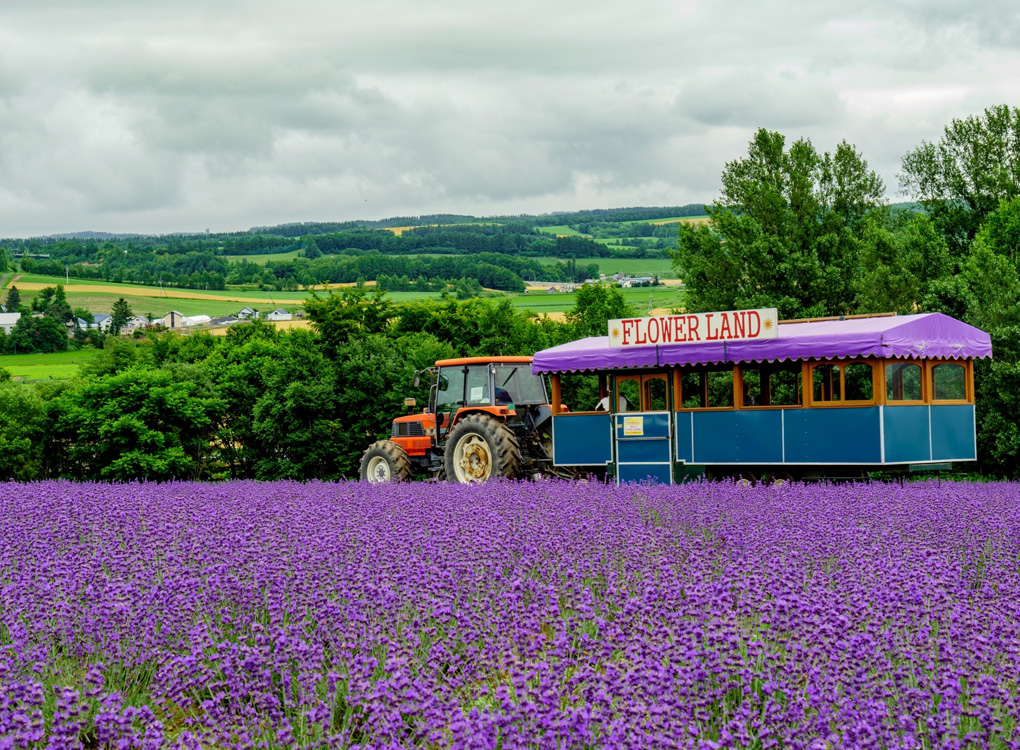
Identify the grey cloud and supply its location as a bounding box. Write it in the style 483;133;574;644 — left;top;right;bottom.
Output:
0;0;1017;235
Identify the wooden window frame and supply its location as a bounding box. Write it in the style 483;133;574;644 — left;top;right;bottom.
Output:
805;359;879;408
883;359;926;405
928;359;972;404
734;363;804;409
615;372;670;412
673;365;736;411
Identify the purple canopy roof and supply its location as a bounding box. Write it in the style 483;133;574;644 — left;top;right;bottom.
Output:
532;313;992;373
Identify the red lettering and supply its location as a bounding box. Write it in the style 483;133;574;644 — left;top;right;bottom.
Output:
705;313;719;340
659;317;673;343
674;316;686;342
748;311;761;337
687;315;700;341
622;319;635;345
635;320;647;345
718;312;732;339
647;317;660;344
733;311;746;338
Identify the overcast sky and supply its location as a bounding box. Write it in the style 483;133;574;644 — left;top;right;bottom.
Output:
1;0;1017;237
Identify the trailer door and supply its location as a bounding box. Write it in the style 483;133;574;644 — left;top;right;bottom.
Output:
614;373;673;484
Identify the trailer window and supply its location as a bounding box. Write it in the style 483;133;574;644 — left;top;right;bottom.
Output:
741;368;762;406
932;363;967;401
768;365;802;406
886;362;922;402
811;362;873;404
707;369;734;408
616;377;640;411
679;371;705;408
844;363;874;401
812;364;842;402
645;376;669;411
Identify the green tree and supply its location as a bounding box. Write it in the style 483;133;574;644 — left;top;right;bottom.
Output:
56;367;223;481
900;104;1020;255
46;284;74;325
0;382;48;480
673;129;885;318
854;214;951;315
4;285;20;311
566;282;634;338
304;237;322;259
303;286;393;357
110;297;133;336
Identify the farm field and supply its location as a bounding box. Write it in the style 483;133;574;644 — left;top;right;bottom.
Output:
536;225;584;236
0;349;99;380
511;284;685;315
620;214;711;226
222;249;302;264
2;479;1017;748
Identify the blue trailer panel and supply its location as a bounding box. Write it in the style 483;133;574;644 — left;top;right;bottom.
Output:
931;404;976;461
783;408;882;464
551;414;612;466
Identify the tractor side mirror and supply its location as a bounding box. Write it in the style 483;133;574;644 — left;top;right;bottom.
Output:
413;372;420;388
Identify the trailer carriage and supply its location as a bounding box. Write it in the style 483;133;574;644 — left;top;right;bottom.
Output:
532;312;992;484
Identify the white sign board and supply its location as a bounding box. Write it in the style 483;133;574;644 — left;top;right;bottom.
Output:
608;308;779;348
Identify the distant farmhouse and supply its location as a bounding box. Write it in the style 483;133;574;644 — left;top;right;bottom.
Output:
0;312;20;335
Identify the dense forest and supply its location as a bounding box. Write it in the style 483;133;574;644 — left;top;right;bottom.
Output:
2;105;1020;481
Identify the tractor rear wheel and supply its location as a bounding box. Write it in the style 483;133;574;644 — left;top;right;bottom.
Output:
359;441;413;483
444;414;521;483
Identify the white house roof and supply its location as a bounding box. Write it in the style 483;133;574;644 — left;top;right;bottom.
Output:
0;312;21;325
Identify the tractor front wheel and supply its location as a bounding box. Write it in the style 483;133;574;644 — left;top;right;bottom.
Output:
359;441;413;483
444;414;521;483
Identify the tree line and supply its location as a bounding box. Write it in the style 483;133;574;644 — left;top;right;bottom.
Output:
674;104;1020;477
0;284;632;482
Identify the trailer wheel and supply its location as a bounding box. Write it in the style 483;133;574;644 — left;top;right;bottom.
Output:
444;414;521;483
360;441;413;483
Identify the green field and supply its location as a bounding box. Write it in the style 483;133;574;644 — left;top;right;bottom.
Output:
620;215;710;226
509;285;686;315
536;225;585;236
222;250;302;264
0;349;100;381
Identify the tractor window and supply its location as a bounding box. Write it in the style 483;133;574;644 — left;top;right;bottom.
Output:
464;365;490;406
494;364;548;406
435;367;467;413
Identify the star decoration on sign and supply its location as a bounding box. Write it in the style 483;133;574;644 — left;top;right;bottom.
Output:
610;327;621;340
763;318;774;331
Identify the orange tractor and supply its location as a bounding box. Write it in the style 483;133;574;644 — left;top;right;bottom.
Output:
359;356;559;483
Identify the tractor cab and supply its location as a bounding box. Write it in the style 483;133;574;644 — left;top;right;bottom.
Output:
430;358;549;441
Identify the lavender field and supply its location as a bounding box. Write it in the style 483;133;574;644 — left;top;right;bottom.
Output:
1;480;1019;749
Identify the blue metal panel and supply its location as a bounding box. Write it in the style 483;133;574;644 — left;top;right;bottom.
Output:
690;410;784;464
783;408;882;464
883;406;931;464
675;412;694;463
931;404;976;461
618;438;672;464
615;413;671;440
552;414;612;466
618;463;672;484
